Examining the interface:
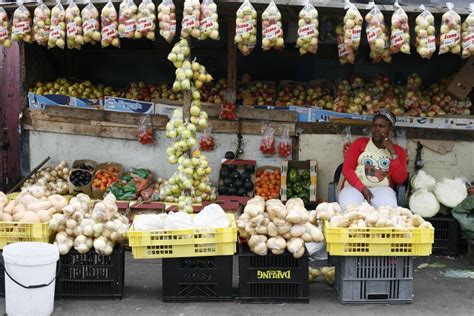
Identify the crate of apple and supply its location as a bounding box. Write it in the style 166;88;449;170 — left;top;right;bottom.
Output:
275;82;306;106
238;81;276;106
199;79;226;104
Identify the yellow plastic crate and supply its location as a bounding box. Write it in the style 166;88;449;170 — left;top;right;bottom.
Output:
323;222;434;256
0;221;52;249
0;237;50;249
128;214;237;247
131;241;236;259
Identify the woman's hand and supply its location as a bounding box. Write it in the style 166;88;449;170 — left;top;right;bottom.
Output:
361;187;374;203
382;134;396;154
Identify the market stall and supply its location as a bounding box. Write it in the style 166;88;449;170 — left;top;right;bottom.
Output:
0;0;472;309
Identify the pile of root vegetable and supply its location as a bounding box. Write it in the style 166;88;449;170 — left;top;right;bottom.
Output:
317;202;433;229
237;197;323;258
50;192;129;255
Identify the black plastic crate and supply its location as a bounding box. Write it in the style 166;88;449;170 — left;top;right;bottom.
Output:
334;256;413;305
239;244;309;304
55;245;125;299
162;255;233;302
427;216;460;256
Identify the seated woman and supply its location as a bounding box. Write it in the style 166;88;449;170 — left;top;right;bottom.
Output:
339;110;407;211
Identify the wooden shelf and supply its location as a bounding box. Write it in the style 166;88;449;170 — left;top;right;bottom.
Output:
23;106;298;140
22;106;473;142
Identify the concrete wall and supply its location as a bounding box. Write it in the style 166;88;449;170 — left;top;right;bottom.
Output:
28;131;474;200
28;131;282;185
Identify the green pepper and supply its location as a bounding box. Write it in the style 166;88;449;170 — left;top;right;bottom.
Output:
302;170;311;181
288;168;299;183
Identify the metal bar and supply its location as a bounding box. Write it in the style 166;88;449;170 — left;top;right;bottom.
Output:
7;155;50;193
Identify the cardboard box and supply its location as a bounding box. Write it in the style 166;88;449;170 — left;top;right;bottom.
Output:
154;103;180;117
92;162;124;199
72;97;103;110
126;201;165;220
311;108;373;123
27;93;72;109
68;159;97;196
256;165;281;200
218;159;256;200
104;96;154;114
280;160;317;202
27;93;102;110
447;56;474;100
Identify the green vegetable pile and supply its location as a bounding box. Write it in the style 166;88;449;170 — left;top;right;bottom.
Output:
108;169;152;200
287;168;311;202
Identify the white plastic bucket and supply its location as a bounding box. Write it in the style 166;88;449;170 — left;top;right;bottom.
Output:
2;242;59;316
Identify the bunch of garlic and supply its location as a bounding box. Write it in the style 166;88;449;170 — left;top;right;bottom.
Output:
321;202;434;229
238;197;324;258
51;193;129;255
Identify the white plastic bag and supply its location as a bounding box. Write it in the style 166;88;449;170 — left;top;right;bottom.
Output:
12;0;33;43
164;211;194;229
137;0;156;41
200;0;219;40
0;7;10;47
193;204;230;228
439;2;461;55
390;1;410;54
134;213;168;231
181;0;200;39
340;0;362;64
65;0;83;50
158;0;176;43
235;0;257;56
261;0;284;51
462;4;474;58
82;0;100;45
33;0;51;46
409;189;440;218
365;1;390;63
416;5;436;59
296;0;319;55
101;0;119;48
118;0;137;39
434;177;468;208
48;0;66;49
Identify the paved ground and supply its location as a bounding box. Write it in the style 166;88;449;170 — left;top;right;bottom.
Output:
0;252;473;316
